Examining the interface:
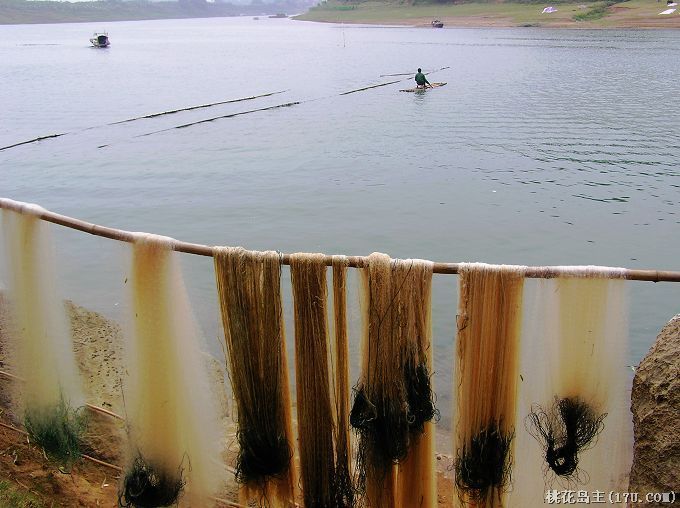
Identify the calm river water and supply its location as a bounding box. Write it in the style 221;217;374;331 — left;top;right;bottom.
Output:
1;18;679;423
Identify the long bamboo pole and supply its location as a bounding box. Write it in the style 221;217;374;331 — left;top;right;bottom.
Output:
1;198;679;282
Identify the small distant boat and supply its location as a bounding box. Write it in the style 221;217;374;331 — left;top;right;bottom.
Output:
253;16;260;20
90;32;110;48
431;19;444;28
269;13;287;18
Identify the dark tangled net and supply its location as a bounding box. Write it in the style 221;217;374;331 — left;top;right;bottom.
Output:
118;455;185;508
455;423;514;503
331;454;355;508
214;248;293;490
349;256;439;500
404;357;440;434
526;396;607;485
235;426;291;486
350;386;410;481
349;357;439;491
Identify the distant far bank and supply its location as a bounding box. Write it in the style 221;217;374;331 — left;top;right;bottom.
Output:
295;0;680;29
2;0;678;27
0;0;305;25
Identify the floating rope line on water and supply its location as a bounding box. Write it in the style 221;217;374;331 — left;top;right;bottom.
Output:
0;133;67;152
147;67;452;134
136;101;301;137
379;66;450;78
0;91;288;152
1;198;678;282
339;80;401;95
108;90;288;125
3;68;452;149
138;75;414;135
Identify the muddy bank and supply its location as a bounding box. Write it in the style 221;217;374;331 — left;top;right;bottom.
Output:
0;297;239;506
295;1;680;29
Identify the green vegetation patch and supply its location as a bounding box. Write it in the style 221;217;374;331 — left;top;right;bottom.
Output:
317;2;358;10
0;480;45;508
572;0;626;20
300;0;592;24
24;396;88;470
298;0;651;26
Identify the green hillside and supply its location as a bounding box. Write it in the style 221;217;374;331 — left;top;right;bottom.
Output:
0;0;297;24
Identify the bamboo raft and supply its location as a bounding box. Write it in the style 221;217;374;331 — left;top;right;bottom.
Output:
400;82;447;92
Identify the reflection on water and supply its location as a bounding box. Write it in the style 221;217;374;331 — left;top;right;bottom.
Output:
1;19;679;427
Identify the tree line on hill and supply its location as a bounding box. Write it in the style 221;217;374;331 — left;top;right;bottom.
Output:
0;0;315;24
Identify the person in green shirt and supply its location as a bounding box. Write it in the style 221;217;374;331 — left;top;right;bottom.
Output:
415;68;431;89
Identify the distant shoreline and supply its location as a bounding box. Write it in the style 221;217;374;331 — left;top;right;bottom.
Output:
1;0;678;28
294;0;680;29
0;0;301;25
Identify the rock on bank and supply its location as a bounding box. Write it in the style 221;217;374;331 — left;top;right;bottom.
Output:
629;314;680;504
